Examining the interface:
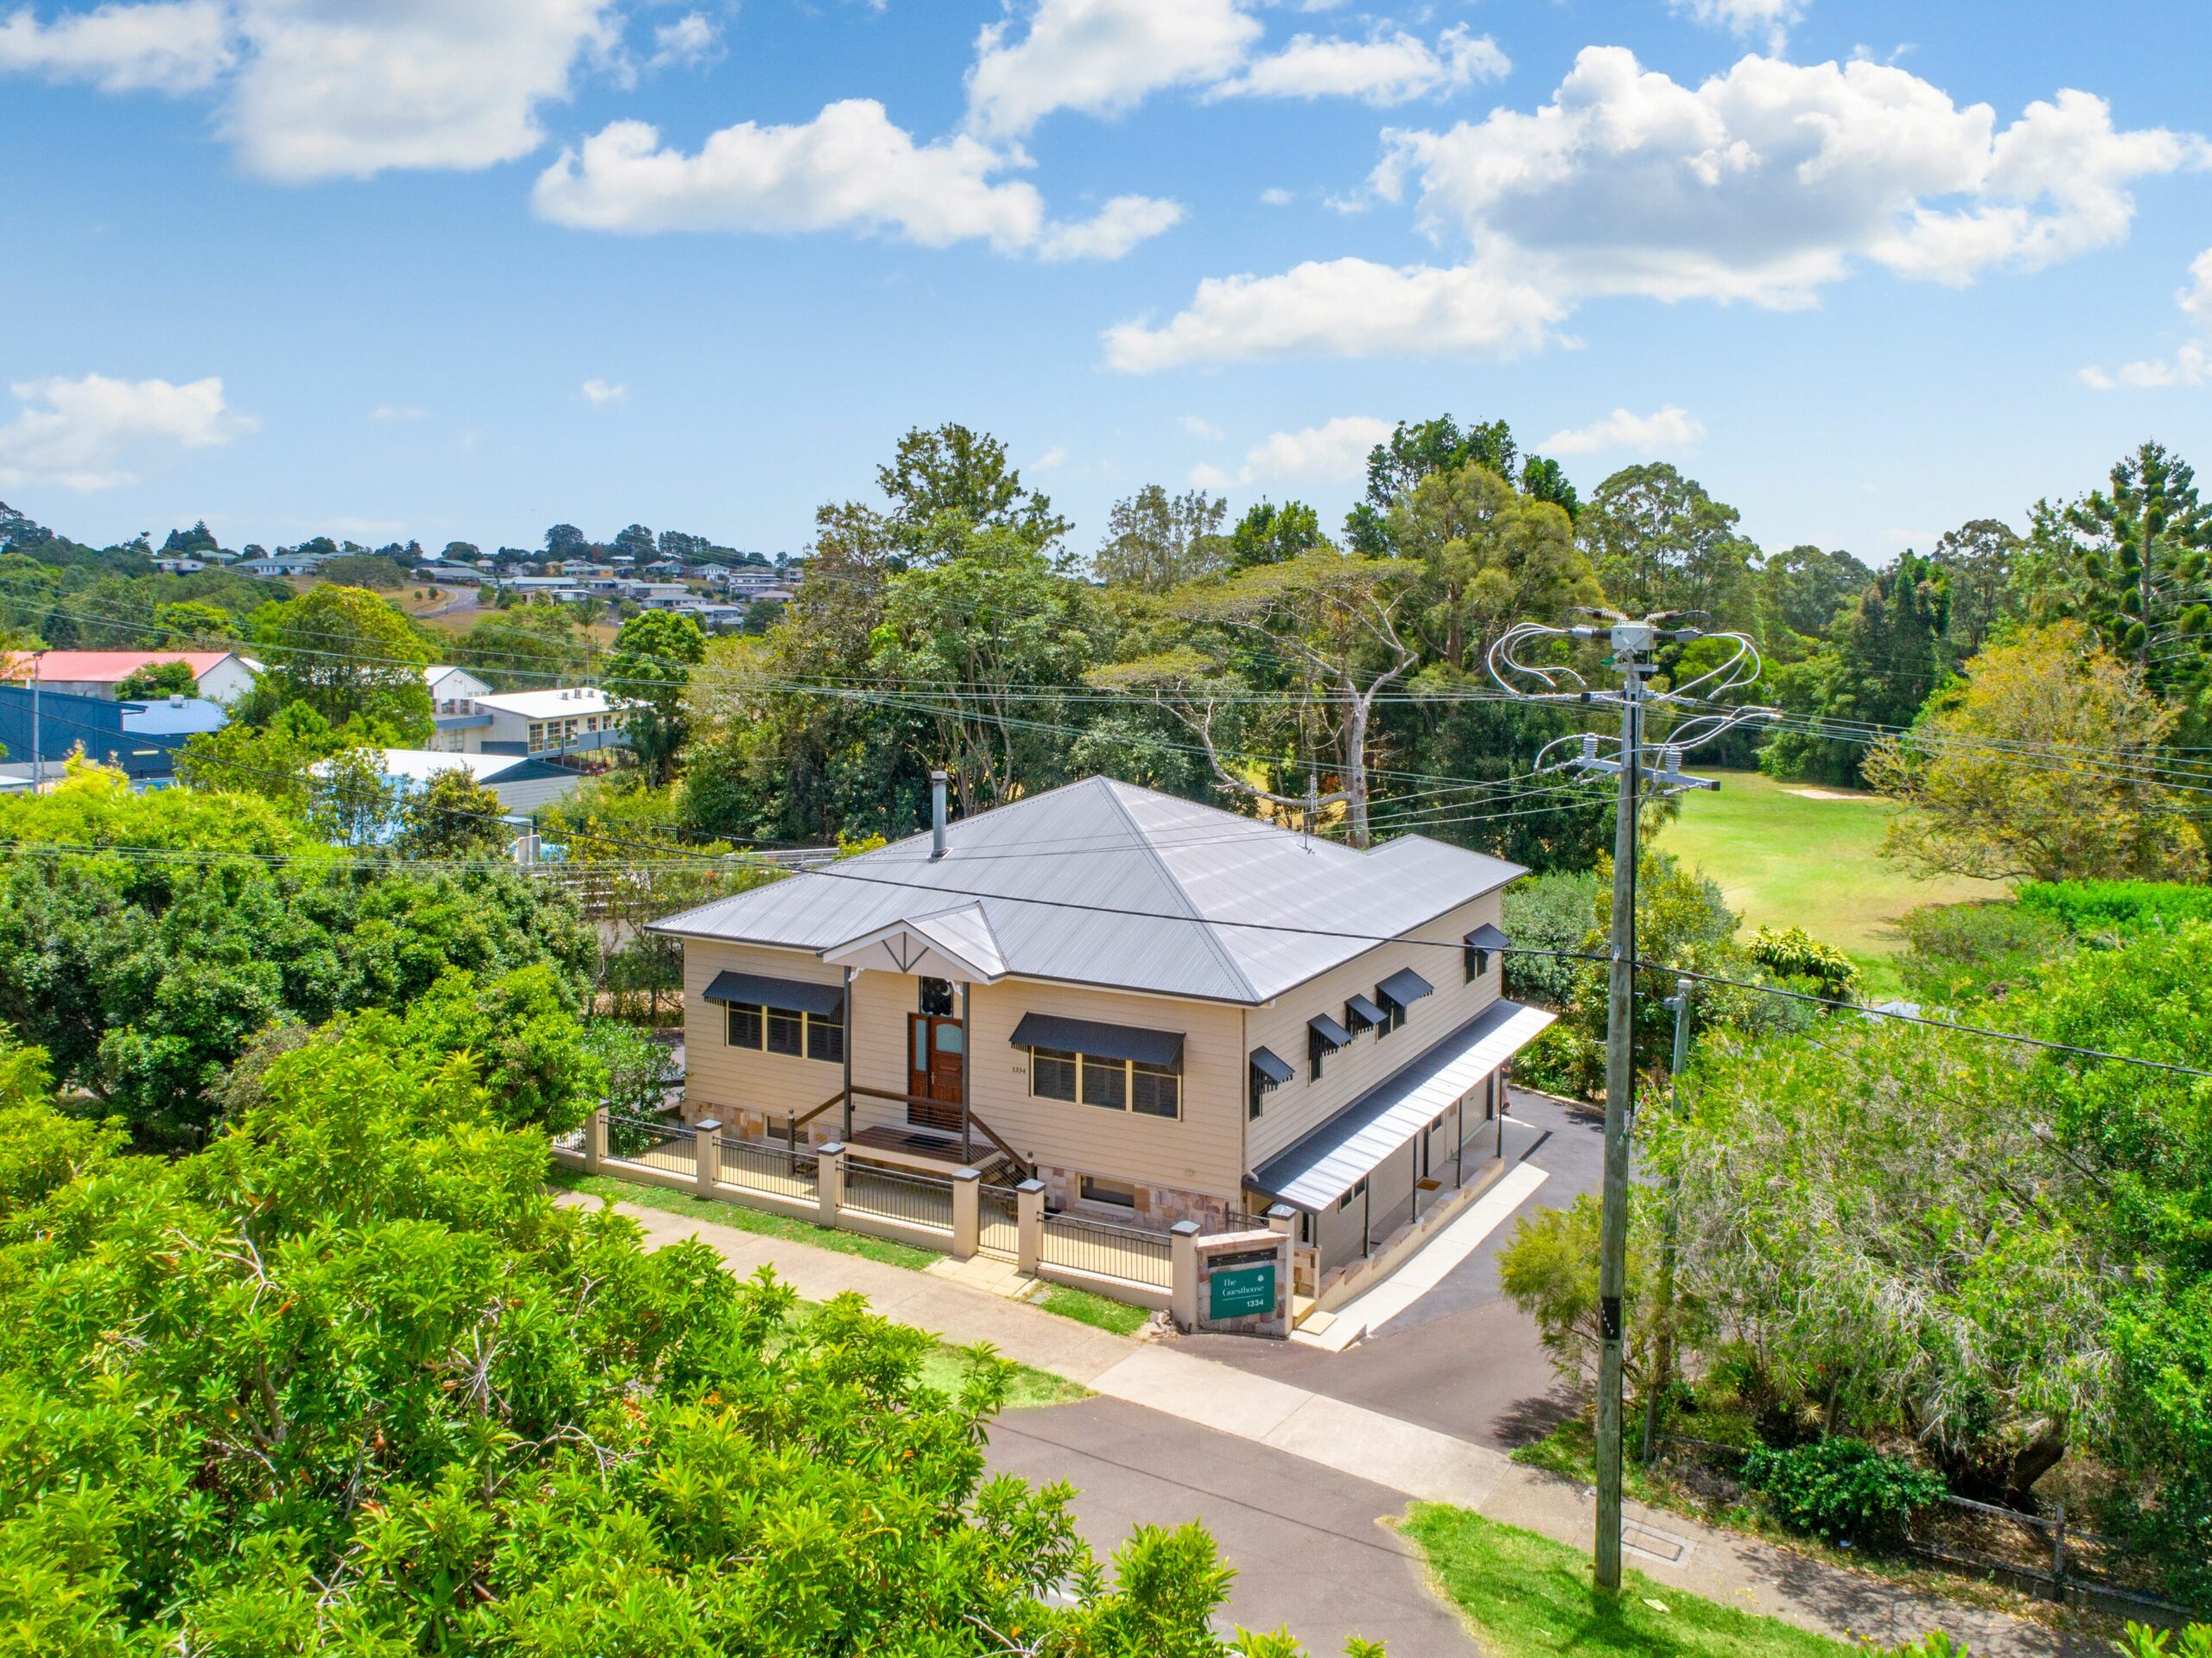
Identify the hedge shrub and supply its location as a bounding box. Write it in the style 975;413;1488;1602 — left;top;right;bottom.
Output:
2018;880;2212;935
1741;1438;1945;1545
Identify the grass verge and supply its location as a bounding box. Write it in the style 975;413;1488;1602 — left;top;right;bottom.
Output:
550;1167;939;1270
1511;1418;2081;1624
1033;1284;1152;1336
1402;1503;1858;1657
553;1167;1157;1338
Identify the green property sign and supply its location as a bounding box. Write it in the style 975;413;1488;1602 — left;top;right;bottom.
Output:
1209;1261;1277;1321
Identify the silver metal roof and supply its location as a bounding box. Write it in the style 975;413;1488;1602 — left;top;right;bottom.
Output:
1251;999;1556;1210
651;776;1525;1005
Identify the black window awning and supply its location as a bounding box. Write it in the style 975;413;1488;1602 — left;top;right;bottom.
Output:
1308;1013;1352;1053
1344;993;1387;1032
1011;1012;1183;1070
1465;923;1510;978
1377;967;1434;1009
1249;1045;1295;1086
703;970;845;1017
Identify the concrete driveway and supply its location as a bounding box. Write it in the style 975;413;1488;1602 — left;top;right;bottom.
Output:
988;1396;1479;1658
1183;1090;1603;1451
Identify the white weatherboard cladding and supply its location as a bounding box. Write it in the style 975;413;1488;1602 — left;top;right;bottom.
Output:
1243;888;1507;1172
652;778;1522;1006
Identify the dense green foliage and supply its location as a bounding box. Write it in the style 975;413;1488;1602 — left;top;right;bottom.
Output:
1739;1439;1946;1545
0;1020;1365;1656
0;769;596;1146
2016;879;2212;933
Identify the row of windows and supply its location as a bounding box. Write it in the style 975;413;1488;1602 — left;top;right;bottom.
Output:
1029;1047;1181;1120
724;1001;844;1064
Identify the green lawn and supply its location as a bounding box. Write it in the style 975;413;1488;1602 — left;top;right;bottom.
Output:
1402;1503;1860;1658
1652;768;2008;997
1034;1283;1153;1336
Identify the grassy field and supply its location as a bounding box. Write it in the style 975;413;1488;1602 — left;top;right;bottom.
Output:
1652;768;2007;997
1402;1504;1860;1658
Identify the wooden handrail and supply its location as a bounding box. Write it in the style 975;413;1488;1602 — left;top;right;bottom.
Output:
842;1083;1033;1179
784;1089;846;1147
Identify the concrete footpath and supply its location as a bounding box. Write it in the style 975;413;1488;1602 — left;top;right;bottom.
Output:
559;1188;2093;1658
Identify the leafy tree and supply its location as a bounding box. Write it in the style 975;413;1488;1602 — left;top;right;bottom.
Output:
0;1016;1370;1655
161;518;219;554
613;521;657;562
111;657;199;701
175;701;359;813
451;605;588;689
1866;621;2206;882
0;772;596;1143
1345;414;1577;553
1499;1191;1662;1389
604;609;708;787
1893;899;2069;1006
1064;710;1207;797
1762;549;1953;785
251;584;435;740
871;527;1095;813
581;1015;682;1119
1386;461;1600;670
2039;441;2211;694
309;747;405;848
1929;519;2024;656
876;422;1071;554
393;765;515;861
1579;462;1759;624
543;522;588;558
1228;499;1326;570
150;597;237;645
1758;543;1876;649
440;539;481;562
1095;484;1228;590
1099;551;1421;846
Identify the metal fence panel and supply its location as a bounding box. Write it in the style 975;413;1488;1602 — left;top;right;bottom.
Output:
718;1135;818;1202
1039;1210;1173;1287
978;1185;1020;1259
607;1112;693;1178
843;1164;955;1233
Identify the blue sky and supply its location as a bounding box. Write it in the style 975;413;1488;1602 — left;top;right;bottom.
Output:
3;0;2209;566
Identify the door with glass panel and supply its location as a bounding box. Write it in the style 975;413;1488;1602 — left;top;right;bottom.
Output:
907;1013;964;1130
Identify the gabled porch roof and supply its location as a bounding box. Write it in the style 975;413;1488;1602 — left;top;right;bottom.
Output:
819;902;1007;983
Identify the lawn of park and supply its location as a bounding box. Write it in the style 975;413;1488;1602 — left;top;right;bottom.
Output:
1651;767;2009;1000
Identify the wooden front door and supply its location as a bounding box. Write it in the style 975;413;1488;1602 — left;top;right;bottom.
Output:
907;1013;964;1131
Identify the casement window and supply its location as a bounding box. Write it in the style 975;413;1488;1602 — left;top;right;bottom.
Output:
1028;1046;1181;1121
725;1000;842;1064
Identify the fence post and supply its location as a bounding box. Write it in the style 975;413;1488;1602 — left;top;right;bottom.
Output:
817;1142;846;1228
586;1107;607;1175
950;1168;981;1261
694;1119;721;1197
2052;1500;2068;1604
1016;1178;1046;1276
1171;1220;1201;1331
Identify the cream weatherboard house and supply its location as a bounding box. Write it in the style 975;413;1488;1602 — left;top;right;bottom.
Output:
649;775;1552;1293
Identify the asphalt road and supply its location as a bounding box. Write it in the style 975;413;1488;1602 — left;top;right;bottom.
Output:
986;1395;1482;1658
1181;1089;1604;1450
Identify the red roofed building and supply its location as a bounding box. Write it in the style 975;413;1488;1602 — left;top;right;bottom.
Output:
19;651;259;704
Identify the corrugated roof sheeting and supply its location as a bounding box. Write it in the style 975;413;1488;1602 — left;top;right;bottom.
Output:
1252;1001;1557;1210
651;776;1524;1006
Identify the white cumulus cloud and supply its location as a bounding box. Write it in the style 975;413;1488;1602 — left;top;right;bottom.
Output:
581;378;626;405
1203;416;1393;486
0;372;250;492
1104;255;1561;373
965;0;1259;138
1209;25;1507;106
1119;47;2202;373
1540;404;1706;456
1036;193;1183;261
536;100;1179;262
1180;414;1224;441
0;0;232;92
1669;0;1804;51
650;10;719;69
3;0;620;181
2080;246;2212;391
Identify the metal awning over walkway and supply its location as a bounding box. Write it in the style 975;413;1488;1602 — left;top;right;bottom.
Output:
1250;999;1555;1212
